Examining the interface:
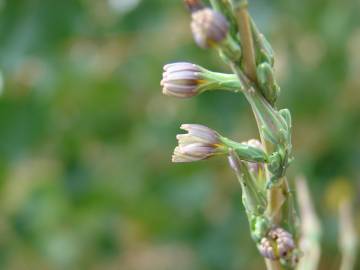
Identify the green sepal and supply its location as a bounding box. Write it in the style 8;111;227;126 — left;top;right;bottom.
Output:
250;215;270;241
228;150;267;215
279;128;290;145
242;87;288;150
198;69;243;93
266;146;291;188
261;125;278;145
240;84;293;182
267;152;283;187
218;35;242;63
221;137;268;162
282;186;301;240
256;62;280;105
250;17;275;66
279;108;292;130
239;161;267;215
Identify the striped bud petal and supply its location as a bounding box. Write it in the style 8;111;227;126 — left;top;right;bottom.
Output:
172;124;226;163
180;124;220;144
161;62;202;98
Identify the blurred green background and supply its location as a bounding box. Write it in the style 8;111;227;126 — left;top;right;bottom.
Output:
0;0;359;269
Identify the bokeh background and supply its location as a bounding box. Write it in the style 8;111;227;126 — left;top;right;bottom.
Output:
0;0;359;269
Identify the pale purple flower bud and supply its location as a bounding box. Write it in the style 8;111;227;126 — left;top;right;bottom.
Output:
259;237;277;260
172;124;226;162
161;62;203;98
191;8;229;49
268;227;295;258
258;227;295;260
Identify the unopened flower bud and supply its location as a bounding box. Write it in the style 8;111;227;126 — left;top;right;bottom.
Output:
259;237;277;260
268;227;295;258
161;62;241;98
258;227;295;260
172;124;268;163
172;124;226;162
191;8;229;49
161;62;202;98
256;62;280;105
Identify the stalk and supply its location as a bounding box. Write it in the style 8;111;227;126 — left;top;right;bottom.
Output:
234;0;257;81
164;1;298;269
227;4;289;268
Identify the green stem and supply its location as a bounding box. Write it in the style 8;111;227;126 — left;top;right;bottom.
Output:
213;2;294;269
229;51;290;270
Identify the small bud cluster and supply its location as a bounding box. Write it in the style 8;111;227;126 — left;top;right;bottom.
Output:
269;227;296;258
259;227;295;260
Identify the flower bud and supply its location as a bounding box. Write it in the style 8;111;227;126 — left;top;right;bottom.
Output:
250;18;275;66
258;227;295;260
256;62;280;105
259;237;277;260
172;124;268;163
161;62;202;98
172;124;226;162
161;62;241;98
191;8;229;49
268;227;295;258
